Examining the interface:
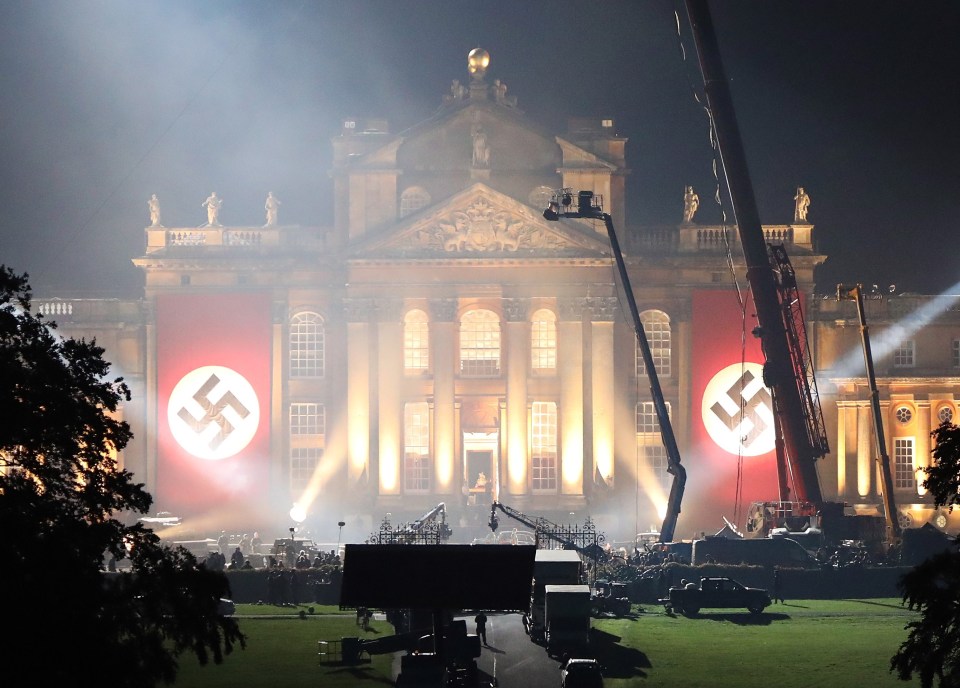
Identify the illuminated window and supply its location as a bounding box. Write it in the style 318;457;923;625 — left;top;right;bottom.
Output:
460;309;501;377
531;401;558;492
290;448;322;492
404;309;430;373
636;310;671;377
894;438;915;490
895;406;913;424
404;402;431;492
400;187;431;218
531;309;557;371
953;339;960;368
290;312;324;377
290;403;325;435
289;404;324;492
637;401;671;489
528;186;554;211
938;405;954;424
893;340;915;368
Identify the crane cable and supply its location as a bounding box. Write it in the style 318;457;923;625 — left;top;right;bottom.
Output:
674;7;749;523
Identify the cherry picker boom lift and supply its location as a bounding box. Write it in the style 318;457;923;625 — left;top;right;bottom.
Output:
543;190;686;544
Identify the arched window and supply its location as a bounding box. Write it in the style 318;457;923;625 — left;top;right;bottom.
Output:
290;311;324;377
531;308;557;371
404;402;431;492
400;186;431;218
460;309;500;377
531;401;558;493
404;309;430;373
636;310;671;378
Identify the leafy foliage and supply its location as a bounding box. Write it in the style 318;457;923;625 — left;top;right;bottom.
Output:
890;421;960;687
923;422;960;513
0;266;245;687
890;550;960;688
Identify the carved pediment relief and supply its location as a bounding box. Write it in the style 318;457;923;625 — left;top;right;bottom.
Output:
351;183;609;258
415;197;572;253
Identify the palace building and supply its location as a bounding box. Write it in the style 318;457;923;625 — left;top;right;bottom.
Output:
38;50;958;540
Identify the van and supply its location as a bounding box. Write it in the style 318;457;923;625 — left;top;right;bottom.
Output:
691;536;817;567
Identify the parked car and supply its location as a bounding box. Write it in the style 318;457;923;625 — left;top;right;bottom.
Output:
560;657;603;688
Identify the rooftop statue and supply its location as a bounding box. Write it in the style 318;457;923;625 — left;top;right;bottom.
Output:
682;186;699;224
794;186;811;223
264;191;280;227
147;193;162;227
472;125;489;168
202;192;223;227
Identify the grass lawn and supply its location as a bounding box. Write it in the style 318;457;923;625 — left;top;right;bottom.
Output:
172;599;920;688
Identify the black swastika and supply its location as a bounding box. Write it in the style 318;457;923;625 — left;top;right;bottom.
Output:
177;373;251;450
709;369;772;448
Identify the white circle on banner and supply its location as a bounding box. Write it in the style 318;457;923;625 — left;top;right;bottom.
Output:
168;366;259;460
701;362;775;456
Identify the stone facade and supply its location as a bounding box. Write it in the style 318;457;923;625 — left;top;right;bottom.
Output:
38;52;959;540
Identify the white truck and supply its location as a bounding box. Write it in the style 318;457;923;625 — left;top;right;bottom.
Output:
544;584;591;655
527;550;582;642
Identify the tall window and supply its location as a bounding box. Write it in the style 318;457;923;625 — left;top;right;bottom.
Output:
894;437;915;490
531;401;558;492
289;402;325;492
291;448;322;492
404;309;430;373
460;309;501;377
952;339;960;369
637;401;671;489
531;309;557;371
636;310;671;377
290;312;324;377
893;340;915;368
404;402;431;492
400;187;431;218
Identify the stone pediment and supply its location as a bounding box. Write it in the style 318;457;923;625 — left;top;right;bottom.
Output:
353;183;610;258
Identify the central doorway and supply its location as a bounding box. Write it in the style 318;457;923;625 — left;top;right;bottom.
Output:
464;432;498;504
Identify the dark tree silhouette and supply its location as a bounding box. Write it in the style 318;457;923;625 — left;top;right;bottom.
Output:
890;422;960;687
0;266;245;687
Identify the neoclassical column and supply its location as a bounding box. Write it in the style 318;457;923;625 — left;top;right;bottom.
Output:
588;297;618;488
504;298;529;496
431;298;458;493
916;400;932;494
835;401;847;497
344;298;373;490
856;402;872;498
376;299;404;495
558;297;585;495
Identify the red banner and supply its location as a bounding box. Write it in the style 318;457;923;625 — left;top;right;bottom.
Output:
156;292;272;517
690;289;778;530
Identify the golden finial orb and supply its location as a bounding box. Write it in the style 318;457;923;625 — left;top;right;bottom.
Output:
468;48;490;80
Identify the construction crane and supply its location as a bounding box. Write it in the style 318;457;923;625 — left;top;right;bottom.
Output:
685;0;824;508
744;246;831;536
837;284;902;542
543;190;686;544
685;1;893;553
488;500;606;562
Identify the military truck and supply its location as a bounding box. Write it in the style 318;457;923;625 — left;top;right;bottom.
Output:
590;579;631;617
660;576;771;616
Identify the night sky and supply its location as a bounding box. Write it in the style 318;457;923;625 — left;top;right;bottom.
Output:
1;1;957;296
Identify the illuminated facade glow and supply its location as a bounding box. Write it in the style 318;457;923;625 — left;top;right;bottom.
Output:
34;50;958;537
